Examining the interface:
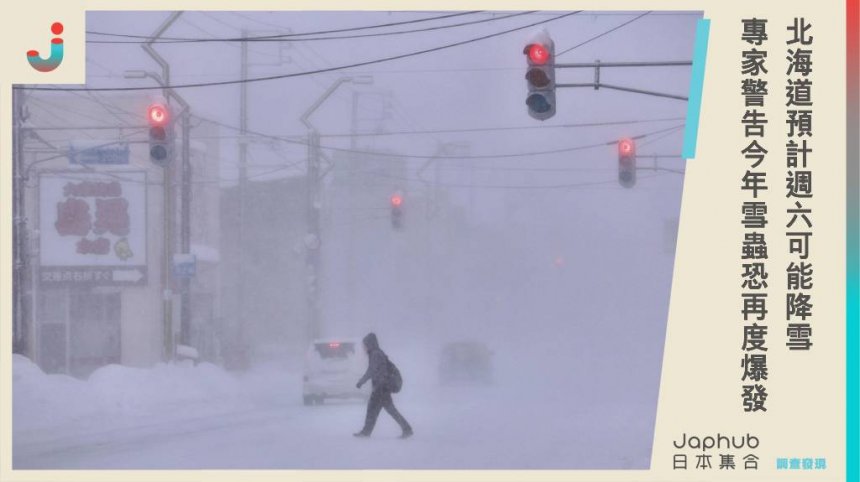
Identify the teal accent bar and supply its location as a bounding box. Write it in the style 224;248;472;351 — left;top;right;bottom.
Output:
682;18;710;159
849;203;858;482
847;38;859;482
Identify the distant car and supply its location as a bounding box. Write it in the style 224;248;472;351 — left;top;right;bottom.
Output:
438;341;494;385
303;339;369;405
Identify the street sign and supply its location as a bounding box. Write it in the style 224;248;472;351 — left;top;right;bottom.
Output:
173;254;197;278
69;142;130;165
39;266;147;286
39;171;147;287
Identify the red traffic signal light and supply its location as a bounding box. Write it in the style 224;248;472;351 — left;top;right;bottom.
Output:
618;138;636;157
147;103;169;127
524;34;556;121
148;103;173;166
525;43;550;65
617;138;637;188
390;192;404;229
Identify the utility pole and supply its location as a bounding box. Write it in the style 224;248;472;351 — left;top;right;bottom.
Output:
179;105;192;347
236;28;249;367
142;12;183;361
125;66;193;356
301;76;373;341
305;129;321;341
12;87;30;357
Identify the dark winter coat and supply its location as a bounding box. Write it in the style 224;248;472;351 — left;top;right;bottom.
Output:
357;333;390;391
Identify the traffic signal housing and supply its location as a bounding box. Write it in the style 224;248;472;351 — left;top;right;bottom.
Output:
390;191;404;229
524;33;556;121
618;138;637;188
147;103;173;167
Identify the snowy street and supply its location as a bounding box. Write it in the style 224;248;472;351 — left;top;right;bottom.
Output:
13;355;653;469
11;9;691;471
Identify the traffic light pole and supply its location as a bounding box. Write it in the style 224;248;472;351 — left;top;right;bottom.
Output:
142;12;183;361
555;82;689;101
555;60;692;68
553;59;692;101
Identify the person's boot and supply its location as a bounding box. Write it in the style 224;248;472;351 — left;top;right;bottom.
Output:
399;428;413;439
353;431;370;437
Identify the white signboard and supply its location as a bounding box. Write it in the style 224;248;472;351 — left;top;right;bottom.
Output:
39;171;147;286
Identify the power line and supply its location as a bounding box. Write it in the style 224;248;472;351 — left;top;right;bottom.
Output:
199;114;684;160
638;125;685;148
85;63;692;78
315;123;685;159
318;117;686;138
20;12;581;92
23;141;304;187
557;11;653;57
357;169;670;190
24;89;685;163
26;93;685;139
86;11;535;44
344;158;683;174
27;94;134;128
86;11;483;42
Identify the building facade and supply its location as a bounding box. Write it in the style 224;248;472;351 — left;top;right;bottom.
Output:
14;91;222;377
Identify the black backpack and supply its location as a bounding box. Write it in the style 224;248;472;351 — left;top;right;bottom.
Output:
386;357;403;393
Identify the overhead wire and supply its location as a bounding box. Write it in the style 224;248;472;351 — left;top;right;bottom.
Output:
22;7;692;188
197;115;685;160
86;11;484;42
318;117;687;137
355;169;671;190
23;90;255;184
23;88;687;166
86;11;535;44
20;11;582;92
557;11;653;57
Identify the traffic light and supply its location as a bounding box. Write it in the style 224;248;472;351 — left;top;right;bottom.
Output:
524;32;556;121
618;138;637;188
390;191;403;229
147;103;173;167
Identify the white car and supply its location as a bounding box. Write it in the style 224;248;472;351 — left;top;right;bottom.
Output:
302;339;370;405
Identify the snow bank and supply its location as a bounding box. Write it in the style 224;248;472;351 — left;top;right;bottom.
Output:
12;355;273;433
87;361;242;413
13;355;96;429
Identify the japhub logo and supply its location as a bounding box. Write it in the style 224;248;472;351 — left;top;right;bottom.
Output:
27;22;64;72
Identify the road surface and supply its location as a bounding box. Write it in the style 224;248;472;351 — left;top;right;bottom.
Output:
14;383;652;469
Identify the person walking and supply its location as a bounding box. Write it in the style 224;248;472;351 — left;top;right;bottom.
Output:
354;332;413;439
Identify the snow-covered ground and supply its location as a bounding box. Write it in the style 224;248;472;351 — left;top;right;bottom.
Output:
13;353;655;469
